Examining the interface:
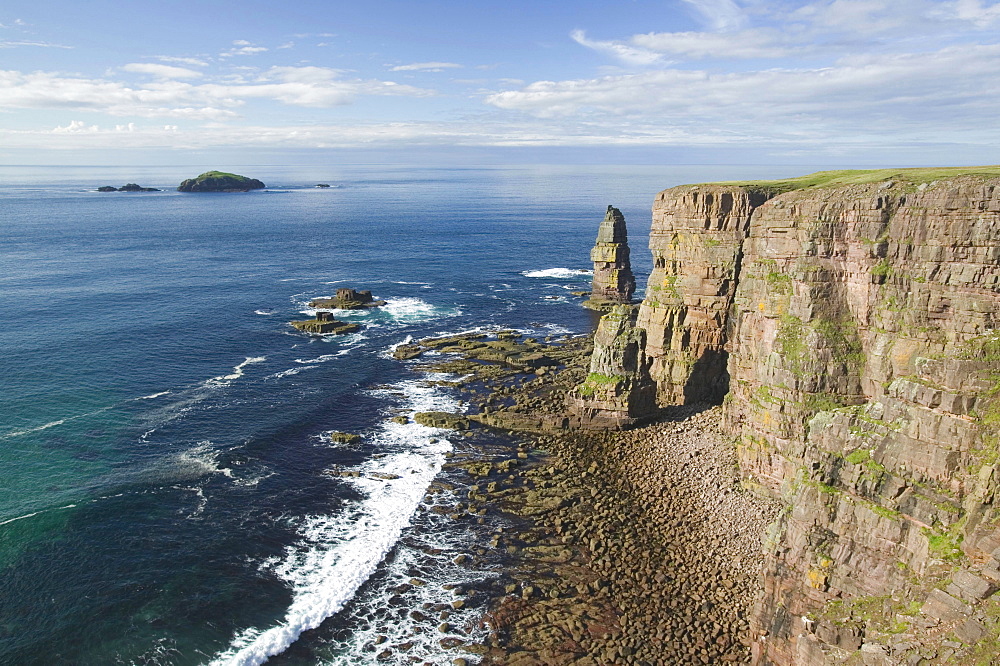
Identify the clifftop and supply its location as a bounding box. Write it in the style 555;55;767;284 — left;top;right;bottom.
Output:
177;171;265;192
701;164;1000;195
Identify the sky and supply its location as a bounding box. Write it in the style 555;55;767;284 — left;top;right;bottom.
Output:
2;0;1000;165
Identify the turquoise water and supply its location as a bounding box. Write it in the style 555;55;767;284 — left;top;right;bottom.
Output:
0;163;804;664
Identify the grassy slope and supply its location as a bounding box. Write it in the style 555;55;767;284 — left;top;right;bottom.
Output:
703;165;1000;194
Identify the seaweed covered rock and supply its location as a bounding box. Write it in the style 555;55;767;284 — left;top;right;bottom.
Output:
177;171;265;192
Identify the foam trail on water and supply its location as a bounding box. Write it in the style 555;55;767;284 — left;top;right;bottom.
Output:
205;357;267;387
521;267;592;279
207;380;458;666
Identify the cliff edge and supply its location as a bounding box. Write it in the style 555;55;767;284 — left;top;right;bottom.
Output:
619;167;1000;664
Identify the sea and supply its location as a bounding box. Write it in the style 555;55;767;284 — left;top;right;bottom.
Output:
0;163;804;665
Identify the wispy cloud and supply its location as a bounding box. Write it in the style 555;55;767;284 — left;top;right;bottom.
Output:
122;63;203;79
570;30;665;66
0;39;72;49
221;40;269;57
156;56;209;67
681;0;749;31
390;61;463;72
950;0;1000;26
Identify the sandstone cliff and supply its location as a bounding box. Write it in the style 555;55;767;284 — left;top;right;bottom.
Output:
586;205;637;309
627;167;1000;664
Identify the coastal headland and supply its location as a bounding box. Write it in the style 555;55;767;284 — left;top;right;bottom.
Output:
398;167;1000;666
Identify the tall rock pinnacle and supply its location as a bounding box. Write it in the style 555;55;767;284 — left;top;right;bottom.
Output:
585;206;636;310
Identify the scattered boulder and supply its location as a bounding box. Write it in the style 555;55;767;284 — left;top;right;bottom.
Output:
414;412;470;430
325;431;362;444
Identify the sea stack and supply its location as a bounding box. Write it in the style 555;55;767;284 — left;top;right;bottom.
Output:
584;205;636;310
565;305;657;429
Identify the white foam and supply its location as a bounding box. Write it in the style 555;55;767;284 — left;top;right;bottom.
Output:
0;503;77;527
207;380;460;666
2;404;113;439
521;267;592;279
255;309;276;316
136;391;171;400
381;298;461;324
265;366;316;380
206;357;267;387
169;441;234;481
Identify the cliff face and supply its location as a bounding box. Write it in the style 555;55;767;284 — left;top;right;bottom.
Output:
630;170;1000;664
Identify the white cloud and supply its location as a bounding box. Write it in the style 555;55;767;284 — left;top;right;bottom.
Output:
221;40;268;57
631;28;796;59
485;43;1000;141
570;30;665;66
52;120;99;133
390;61;463;72
122;63;203;79
0;40;71;49
0;67;434;118
681;0;749;31
156;56;209;67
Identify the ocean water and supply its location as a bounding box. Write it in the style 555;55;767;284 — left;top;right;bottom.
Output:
0;163;804;665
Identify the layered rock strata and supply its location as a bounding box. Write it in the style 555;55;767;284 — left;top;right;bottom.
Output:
636;186;768;404
566;305;657;429
621;169;1000;664
585;206;636;310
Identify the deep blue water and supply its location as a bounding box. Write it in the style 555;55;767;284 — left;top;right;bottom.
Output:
0;163;805;665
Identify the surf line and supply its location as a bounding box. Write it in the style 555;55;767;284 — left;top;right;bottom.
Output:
208;439;450;665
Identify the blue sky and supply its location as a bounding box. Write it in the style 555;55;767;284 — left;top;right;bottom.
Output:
3;0;1000;165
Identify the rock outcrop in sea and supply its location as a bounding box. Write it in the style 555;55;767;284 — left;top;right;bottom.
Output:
309;289;386;310
289;311;360;335
578;167;1000;664
177;171;265;192
584;206;636;310
97;183;161;192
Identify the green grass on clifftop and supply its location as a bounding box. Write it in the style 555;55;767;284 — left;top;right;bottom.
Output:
704;165;1000;194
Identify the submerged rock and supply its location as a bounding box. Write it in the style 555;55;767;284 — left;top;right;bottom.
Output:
177;171;265;192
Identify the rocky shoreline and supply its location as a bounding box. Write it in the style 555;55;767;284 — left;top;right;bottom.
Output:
406;332;779;665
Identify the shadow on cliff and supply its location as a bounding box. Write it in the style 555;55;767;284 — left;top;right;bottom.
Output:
682;349;730;406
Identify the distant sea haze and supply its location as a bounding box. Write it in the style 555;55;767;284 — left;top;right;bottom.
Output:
0;163;813;664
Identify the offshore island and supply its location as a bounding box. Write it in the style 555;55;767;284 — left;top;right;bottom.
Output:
397;166;1000;666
